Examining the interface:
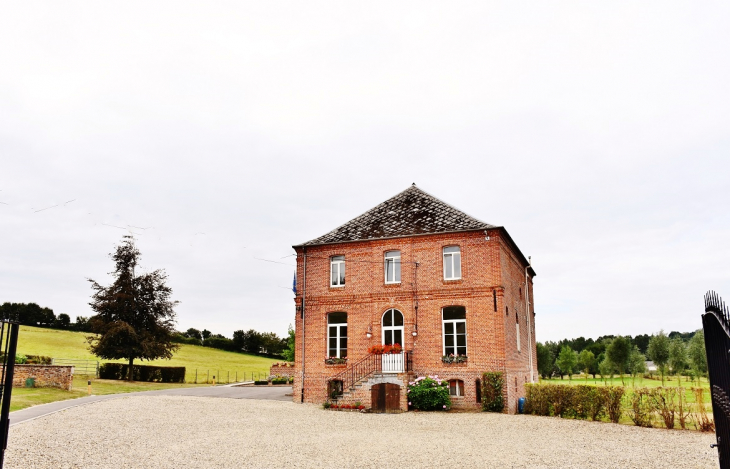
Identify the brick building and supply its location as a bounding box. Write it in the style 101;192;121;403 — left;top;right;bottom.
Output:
292;184;536;413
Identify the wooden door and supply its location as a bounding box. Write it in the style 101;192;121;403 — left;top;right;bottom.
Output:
371;383;400;413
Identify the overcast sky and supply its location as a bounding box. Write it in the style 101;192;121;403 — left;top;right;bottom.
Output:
1;2;729;342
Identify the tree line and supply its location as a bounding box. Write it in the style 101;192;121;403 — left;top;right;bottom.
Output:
537;330;708;385
0;302;93;332
174;326;295;361
1;301;295;361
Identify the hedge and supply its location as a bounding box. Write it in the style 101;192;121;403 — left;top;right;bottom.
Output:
524;383;712;430
99;363;186;383
481;372;504;412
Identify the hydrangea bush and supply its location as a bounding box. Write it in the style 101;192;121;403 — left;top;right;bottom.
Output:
407;376;451;411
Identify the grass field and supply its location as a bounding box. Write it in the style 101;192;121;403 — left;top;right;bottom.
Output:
17;326;278;381
10;326;281;412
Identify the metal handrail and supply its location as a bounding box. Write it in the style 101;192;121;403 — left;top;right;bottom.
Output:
331;353;381;393
330;350;415;395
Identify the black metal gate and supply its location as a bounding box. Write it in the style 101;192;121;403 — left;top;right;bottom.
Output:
703;291;730;468
0;319;19;468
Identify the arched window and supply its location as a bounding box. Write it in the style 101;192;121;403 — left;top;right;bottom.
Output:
475;379;482;403
381;309;404;346
448;379;464;397
327;312;347;358
442;306;467;356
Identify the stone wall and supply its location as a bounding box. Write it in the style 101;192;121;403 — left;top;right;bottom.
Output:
269;363;296;379
1;365;74;390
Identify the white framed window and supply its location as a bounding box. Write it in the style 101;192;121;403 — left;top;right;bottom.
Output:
384;250;401;284
327;312;347;358
442;306;467;356
330;255;345;287
443;246;461;280
381;308;404;346
449;379;465;397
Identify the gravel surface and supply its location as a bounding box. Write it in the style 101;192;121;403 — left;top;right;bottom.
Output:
5;395;719;468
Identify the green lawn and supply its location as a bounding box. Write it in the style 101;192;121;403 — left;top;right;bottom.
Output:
10;326;281;411
17;326;278;382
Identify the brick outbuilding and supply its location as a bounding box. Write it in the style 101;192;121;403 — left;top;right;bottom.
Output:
292;184;536;413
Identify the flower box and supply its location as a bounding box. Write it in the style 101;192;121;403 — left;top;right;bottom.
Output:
441;354;468;364
368;344;402;355
324;357;347;365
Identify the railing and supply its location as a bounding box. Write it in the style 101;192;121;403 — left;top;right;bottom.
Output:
331;353;382;394
330;351;414;396
52;358;99;377
382;352;404;373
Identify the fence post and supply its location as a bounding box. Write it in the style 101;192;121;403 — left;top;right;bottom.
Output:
195;369;197;384
227;371;230;384
207;370;209;384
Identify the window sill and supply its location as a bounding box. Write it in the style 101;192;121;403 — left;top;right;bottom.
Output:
383;283;401;288
442;279;463;285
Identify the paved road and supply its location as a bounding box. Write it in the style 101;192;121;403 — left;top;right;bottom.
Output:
9;384;292;426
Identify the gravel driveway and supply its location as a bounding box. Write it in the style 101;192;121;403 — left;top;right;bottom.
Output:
5;396;719;468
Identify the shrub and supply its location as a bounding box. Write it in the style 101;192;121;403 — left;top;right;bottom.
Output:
628;387;654;427
481;372;504;412
407;376;451;411
25;355;52;365
651;387;677;429
605;386;625;423
524;383;551;416
271;378;289;385
254;380;269;385
99;363;185;383
15;354;27;364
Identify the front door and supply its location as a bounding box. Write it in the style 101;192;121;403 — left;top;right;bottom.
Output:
371;383;401;413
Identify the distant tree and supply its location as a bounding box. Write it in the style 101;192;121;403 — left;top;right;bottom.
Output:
232;330;246;352
632;334;651;355
606;336;632;385
73;316;93;332
87;236;179;381
0;302;56;327
201;329;211;343
56;313;71;329
557;346;578;381
599;356;615;384
647;330;671;385
185;328;203;341
628;345;646;386
241;329;262;354
577;349;596;383
669;338;688;378
536;342;554;379
282;324;295;362
687;329;708;381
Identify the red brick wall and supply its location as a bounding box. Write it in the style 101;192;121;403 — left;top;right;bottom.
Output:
293;229;536;413
269;363;296;379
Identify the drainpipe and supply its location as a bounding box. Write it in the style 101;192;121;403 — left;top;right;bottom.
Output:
525;257;533;383
300;248;307;403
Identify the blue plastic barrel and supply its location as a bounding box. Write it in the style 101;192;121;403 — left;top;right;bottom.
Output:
518;397;526;414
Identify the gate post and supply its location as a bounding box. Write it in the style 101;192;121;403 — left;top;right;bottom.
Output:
0;321;20;468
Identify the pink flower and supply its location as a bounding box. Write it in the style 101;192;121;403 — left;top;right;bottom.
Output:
408;402;412;405
443;405;447;409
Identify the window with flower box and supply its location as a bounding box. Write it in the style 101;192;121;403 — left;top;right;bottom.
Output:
442;306;467;356
327;312;347;359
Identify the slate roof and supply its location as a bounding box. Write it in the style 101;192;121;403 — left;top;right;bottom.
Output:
296;184;499;246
